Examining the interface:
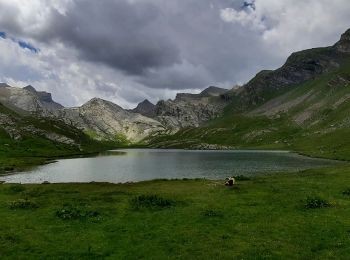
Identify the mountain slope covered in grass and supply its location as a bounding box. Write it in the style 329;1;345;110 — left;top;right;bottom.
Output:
0;103;118;173
148;29;350;160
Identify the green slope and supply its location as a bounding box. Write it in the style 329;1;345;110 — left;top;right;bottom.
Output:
148;59;350;160
0;103;120;173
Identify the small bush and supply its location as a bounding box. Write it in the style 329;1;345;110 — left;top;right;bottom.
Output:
342;189;350;196
56;205;100;220
8;185;25;193
131;194;175;210
9;199;38;209
304;197;330;209
202;209;223;218
233;175;251;181
0;234;21;244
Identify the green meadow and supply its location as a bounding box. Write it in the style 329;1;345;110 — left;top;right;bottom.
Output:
1;166;350;259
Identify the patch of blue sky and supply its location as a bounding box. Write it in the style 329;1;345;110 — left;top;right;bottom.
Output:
0;31;39;53
243;0;256;10
18;40;39;53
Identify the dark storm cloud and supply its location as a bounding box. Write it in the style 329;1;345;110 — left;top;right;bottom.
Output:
44;0;181;75
0;0;272;90
1;0;350;107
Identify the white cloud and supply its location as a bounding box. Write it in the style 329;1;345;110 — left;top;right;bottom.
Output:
221;0;350;58
220;6;265;30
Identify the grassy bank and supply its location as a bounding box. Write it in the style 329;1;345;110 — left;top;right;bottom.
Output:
1;166;350;259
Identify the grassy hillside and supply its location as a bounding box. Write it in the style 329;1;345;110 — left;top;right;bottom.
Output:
0;103;122;173
148;60;350;160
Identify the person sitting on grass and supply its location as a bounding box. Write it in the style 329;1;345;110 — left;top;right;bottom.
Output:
225;177;235;186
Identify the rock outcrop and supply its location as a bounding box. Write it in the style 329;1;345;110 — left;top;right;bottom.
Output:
0;103;78;145
0;84;41;113
0;84;63;115
154;86;229;132
335;28;350;53
55;98;165;142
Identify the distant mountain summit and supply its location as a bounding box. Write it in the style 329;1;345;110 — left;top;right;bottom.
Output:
0;83;63;114
175;86;228;101
132;99;156;118
223;27;350;109
55;97;164;142
0;83;11;88
199;86;228;97
335;28;350;53
24;85;63;111
154;86;229;132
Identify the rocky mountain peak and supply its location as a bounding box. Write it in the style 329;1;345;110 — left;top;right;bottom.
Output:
23;85;37;92
82;97;123;112
23;85;63;110
230;28;350;109
24;85;52;102
340;28;350;40
200;86;228;97
335;28;350;53
0;83;12;88
84;97;110;105
132;99;156;118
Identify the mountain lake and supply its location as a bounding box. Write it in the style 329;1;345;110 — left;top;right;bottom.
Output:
0;149;342;184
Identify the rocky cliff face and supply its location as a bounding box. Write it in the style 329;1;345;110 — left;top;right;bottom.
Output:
0;102;83;146
335;28;350;53
55;98;165;142
0;84;63;115
153;86;229;132
224;29;350;110
0;85;45;114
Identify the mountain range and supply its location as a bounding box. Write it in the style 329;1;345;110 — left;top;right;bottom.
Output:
1;28;350;161
0;81;229;144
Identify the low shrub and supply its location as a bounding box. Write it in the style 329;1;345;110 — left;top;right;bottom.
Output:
233;175;251;181
9;199;38;209
8;185;25;193
342;189;350;196
0;234;21;244
56;205;100;220
202;209;224;218
304;197;330;209
130;194;175;210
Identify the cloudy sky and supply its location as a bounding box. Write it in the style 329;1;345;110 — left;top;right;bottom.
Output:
0;0;349;108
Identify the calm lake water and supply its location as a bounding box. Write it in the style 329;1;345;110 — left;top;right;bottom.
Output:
0;149;340;184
